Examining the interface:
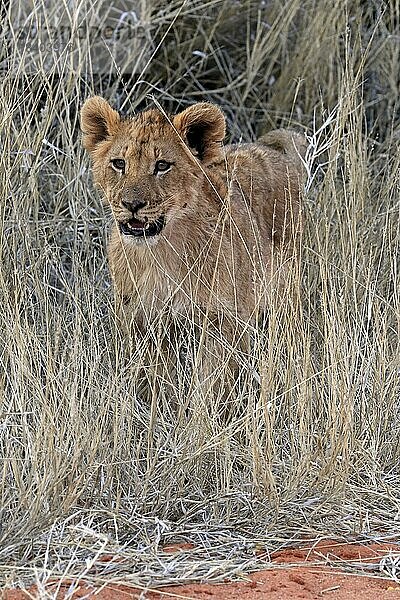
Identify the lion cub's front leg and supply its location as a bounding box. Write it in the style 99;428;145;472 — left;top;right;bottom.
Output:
109;242;182;404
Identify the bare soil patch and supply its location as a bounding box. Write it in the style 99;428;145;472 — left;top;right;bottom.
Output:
5;540;400;599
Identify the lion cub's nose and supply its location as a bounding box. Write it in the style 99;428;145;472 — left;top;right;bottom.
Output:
122;199;147;215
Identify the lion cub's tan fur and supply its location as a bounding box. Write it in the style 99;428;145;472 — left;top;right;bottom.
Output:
81;97;306;330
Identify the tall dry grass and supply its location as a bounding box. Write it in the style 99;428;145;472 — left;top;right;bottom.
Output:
1;0;399;593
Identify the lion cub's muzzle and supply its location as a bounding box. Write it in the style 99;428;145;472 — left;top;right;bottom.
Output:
119;200;165;239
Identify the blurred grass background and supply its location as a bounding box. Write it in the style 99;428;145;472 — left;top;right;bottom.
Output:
0;0;399;593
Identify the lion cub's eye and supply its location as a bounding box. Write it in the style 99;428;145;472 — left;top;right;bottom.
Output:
111;159;126;173
154;160;172;175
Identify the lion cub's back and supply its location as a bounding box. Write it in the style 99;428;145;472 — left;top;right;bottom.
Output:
224;129;306;180
222;130;306;245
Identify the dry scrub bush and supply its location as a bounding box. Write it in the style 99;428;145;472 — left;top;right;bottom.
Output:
0;0;399;591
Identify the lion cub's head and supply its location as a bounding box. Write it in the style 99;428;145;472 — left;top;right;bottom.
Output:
81;97;225;244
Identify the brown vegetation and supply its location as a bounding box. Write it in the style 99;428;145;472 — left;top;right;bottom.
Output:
1;0;399;596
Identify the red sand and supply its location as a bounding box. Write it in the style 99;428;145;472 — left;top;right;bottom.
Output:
4;540;400;599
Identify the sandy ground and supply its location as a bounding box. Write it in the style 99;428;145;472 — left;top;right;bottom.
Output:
4;540;400;599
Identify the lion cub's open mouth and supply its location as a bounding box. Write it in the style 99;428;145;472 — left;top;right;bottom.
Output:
119;216;165;238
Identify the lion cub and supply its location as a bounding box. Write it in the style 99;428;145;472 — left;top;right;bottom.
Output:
81;97;306;332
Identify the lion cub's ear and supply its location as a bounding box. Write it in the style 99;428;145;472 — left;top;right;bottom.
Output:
80;96;121;153
173;103;225;165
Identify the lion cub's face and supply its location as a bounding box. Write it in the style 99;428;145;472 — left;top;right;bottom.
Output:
81;97;225;245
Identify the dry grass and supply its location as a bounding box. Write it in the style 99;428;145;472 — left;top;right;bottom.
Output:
1;0;399;594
